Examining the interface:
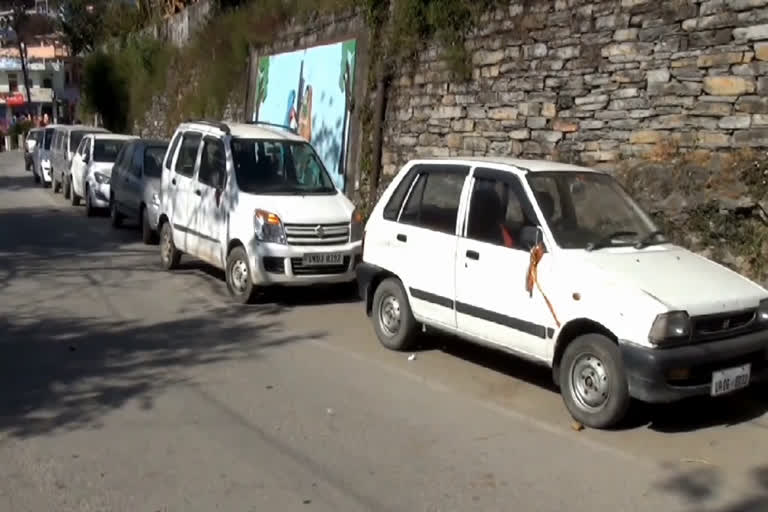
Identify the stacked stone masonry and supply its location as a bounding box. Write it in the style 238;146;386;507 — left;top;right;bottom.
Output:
382;0;768;175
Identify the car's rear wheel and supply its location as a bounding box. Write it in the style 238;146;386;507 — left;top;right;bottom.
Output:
63;175;71;199
159;222;181;270
371;278;418;351
71;180;81;206
33;171;40;184
560;334;631;429
140;206;158;244
225;246;258;304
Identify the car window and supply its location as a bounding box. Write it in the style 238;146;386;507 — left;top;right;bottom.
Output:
83;138;91;159
114;144;131;176
144;146;166;178
466;172;539;251
399;168;467;235
197;137;226;189
383;167;420;221
43;129;53;150
164;132;182;170
130;143;144;176
70;131;89;154
175;132;202;177
75;137;86;156
93;139;128;163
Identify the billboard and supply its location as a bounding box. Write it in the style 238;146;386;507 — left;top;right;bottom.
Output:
252;39;357;191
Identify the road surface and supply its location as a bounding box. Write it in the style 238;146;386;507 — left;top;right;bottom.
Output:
0;151;767;512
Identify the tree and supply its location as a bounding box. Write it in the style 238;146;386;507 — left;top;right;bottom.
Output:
55;0;102;56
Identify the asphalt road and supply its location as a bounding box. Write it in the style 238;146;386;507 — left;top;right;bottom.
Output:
1;151;767;512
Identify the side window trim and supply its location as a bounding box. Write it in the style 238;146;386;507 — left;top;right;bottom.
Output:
173;131;203;178
197;135;227;188
395;171;422;222
470;167;541;232
164;132;182;170
396;164;470;235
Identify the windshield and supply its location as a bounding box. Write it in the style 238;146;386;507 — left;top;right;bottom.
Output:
144;145;167;177
43;129;53;150
93;139;127;163
229;138;336;194
526;171;661;250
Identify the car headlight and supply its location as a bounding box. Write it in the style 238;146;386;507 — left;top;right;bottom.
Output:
254;209;286;244
758;298;768;323
648;311;692;346
151;192;160;206
94;172;110;185
350;208;364;242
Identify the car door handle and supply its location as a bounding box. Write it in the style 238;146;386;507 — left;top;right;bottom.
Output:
195;189;202;196
396;233;407;242
466;250;480;260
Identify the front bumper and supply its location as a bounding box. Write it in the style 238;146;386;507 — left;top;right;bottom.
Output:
248;239;362;286
621;329;768;403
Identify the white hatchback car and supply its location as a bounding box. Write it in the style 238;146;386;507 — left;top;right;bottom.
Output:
358;157;768;429
68;133;138;216
157;120;363;303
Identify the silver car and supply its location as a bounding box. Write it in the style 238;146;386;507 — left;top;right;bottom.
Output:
50;124;109;194
109;138;170;243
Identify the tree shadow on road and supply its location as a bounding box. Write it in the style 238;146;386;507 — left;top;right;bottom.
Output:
0;172;37;191
657;464;768;512
0;308;326;439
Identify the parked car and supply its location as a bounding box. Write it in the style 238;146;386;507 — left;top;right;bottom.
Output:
357;157;768;429
24;128;42;172
109;138;169;243
49;124;109;194
33;124;60;186
157;120;363;303
68;133;138;216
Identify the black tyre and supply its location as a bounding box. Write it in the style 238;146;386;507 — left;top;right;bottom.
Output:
33;171;40;184
85;186;95;217
559;334;631;429
140;206;158;244
63;175;71;199
159;221;181;270
371;278;418;351
71;183;80;206
110;197;123;228
225;246;257;304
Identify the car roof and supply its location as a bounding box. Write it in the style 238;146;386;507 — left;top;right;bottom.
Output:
406;156;602;174
91;133;139;141
177;120;305;142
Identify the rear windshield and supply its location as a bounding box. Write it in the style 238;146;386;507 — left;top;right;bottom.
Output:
43;129;53;150
93;139;128;163
70;131;90;153
144;145;167;177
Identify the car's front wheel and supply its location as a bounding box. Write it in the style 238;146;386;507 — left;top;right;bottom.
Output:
559;334;631;429
110;197;123;228
71;179;81;206
371;278;418;351
84;185;95;217
225;246;258;304
140;206;158;244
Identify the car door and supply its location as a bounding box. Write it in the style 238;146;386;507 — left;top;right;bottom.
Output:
111;143;132;212
391;164;469;330
169;131;203;254
454;167;555;361
191;135;227;267
127;143;146;215
71;136;90;197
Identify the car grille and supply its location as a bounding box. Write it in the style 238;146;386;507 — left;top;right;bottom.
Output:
691;309;759;342
290;256;351;275
284;222;350;246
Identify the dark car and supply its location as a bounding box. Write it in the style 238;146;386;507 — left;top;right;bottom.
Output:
109;138;169;243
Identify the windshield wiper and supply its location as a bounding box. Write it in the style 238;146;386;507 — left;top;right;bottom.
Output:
634;230;666;249
586;231;638;252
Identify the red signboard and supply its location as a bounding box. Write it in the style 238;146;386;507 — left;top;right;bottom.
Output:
6;93;25;106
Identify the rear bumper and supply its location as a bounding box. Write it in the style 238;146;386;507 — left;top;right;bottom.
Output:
621;329;768;403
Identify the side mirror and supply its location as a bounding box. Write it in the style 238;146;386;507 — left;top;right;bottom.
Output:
520;225;544;252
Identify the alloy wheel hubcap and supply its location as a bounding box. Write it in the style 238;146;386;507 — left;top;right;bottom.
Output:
379;295;401;336
230;259;249;293
162;230;172;262
570;353;610;411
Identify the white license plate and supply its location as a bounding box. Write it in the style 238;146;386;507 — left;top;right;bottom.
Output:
710;364;751;397
302;253;343;266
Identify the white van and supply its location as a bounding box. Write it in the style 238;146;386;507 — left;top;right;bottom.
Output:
157;121;363;303
358;157;768;429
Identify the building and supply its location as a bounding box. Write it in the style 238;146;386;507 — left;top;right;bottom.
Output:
0;0;79;132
